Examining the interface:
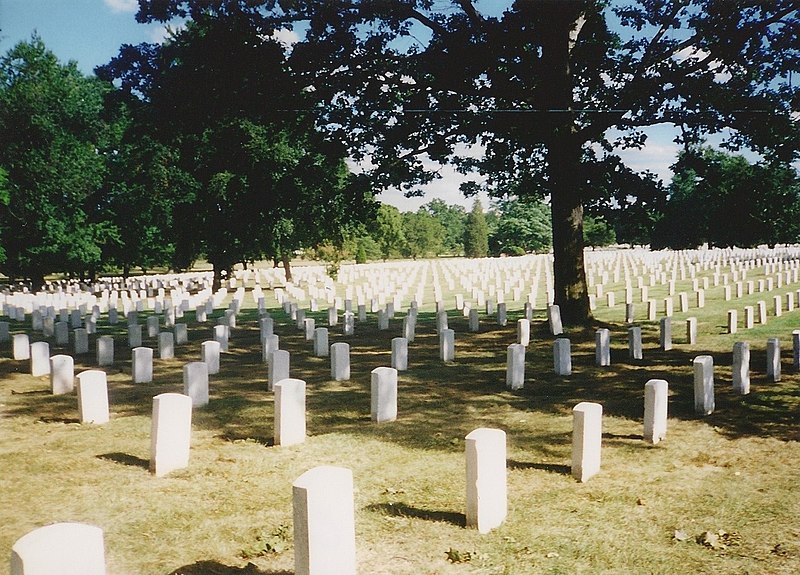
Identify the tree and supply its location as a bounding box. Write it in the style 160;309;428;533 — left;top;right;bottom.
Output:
652;147;800;249
99;10;374;288
0;37;110;286
583;215;616;248
137;1;800;324
423;199;466;255
490;198;552;255
402;209;444;259
372;204;406;260
463;199;489;258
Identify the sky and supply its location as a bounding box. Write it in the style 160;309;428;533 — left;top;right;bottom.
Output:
0;0;685;212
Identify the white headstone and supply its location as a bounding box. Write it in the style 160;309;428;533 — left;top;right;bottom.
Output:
330;342;350;381
517;319;530;347
128;324;143;348
553;338;571;376
371;366;398;423
268;350;290;391
73;366;110;423
572;402;602;482
506;343;525;390
547;304;563;335
595;328;610;366
158;331;175;360
643;379;668;445
693;355;715;415
274;378;306;446
150;392;192;476
13;333;31;360
439;328;455;362
659;317;672;351
201;340;221;375
391;337;408;371
213;324;229;352
49;354;74;395
10;522;106;575
132;346;153;383
183;361;209;407
766;337;781;382
30;341;51;376
628;326;642;360
313;327;329;357
293;466;356;575
686;317;698;345
174;323;188;345
732;341;750;395
465;427;507;534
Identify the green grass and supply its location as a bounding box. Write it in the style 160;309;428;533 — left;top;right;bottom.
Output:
1;255;800;574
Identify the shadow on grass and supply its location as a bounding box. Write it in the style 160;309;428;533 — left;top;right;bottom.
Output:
366;502;466;527
167;561;291;575
98;452;150;470
507;460;571;475
4;306;800;450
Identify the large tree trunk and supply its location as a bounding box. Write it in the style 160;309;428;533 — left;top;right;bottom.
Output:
540;1;592;325
549;141;591;325
281;253;293;283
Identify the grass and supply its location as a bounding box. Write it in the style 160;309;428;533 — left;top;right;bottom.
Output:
1;253;800;574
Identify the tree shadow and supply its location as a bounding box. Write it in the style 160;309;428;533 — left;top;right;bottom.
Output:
97;452;150;470
167;561;291;575
365;502;466;527
507;459;571;475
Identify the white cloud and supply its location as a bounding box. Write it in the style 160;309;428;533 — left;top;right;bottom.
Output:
147;23;184;44
103;0;138;13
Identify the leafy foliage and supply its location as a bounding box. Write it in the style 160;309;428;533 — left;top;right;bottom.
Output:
463;200;489;258
489;198;552;255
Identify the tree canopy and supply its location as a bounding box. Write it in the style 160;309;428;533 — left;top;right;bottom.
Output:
134;0;800;324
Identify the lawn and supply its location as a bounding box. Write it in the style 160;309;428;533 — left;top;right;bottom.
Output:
1;253;799;574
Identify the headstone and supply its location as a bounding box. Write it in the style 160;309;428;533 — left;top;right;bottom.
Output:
147;315;160;337
304;318;316;341
313;327;329;357
183;361;209;407
77;370;109;424
766;337;781;382
201;340;221;375
497;302;507;326
744;306;754;329
547;304;563;335
128;324;143;348
371;367;398;423
643;379;668;445
73;328;89;355
174;323;188;345
628;326;642;360
465;428;507;534
377;309;389;330
50;354;74;395
13;334;30;360
213;324;229;352
436;311;448;333
391;337;408;371
150;392;192;476
595;328;610;366
268;349;290;391
293;466;356;575
659;317;672;351
553;338;571;376
686;317;698;345
10;522;106;575
468;308;480;332
0;321;9;343
274;378;306;446
54;321;69;346
693;355;715;415
517;319;530;347
262;334;279;365
330;342;350;381
440;328;455;362
732;341;750;394
30;341;51;376
572;402;602;482
506;343;525;390
625;303;635;323
727;310;738;334
327;307;338;327
158;331;175;360
343;311;355;336
132;346;153;383
792;330;800;371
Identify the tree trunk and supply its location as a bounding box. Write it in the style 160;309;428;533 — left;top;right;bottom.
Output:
212;263;224;292
540;1;592;325
281;253;293;283
549;141;591;325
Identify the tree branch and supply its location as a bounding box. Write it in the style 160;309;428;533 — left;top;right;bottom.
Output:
457;0;482;26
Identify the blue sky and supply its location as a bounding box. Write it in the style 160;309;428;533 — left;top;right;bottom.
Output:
0;0;684;211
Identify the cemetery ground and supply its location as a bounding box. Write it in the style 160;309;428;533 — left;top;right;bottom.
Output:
1;258;800;575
